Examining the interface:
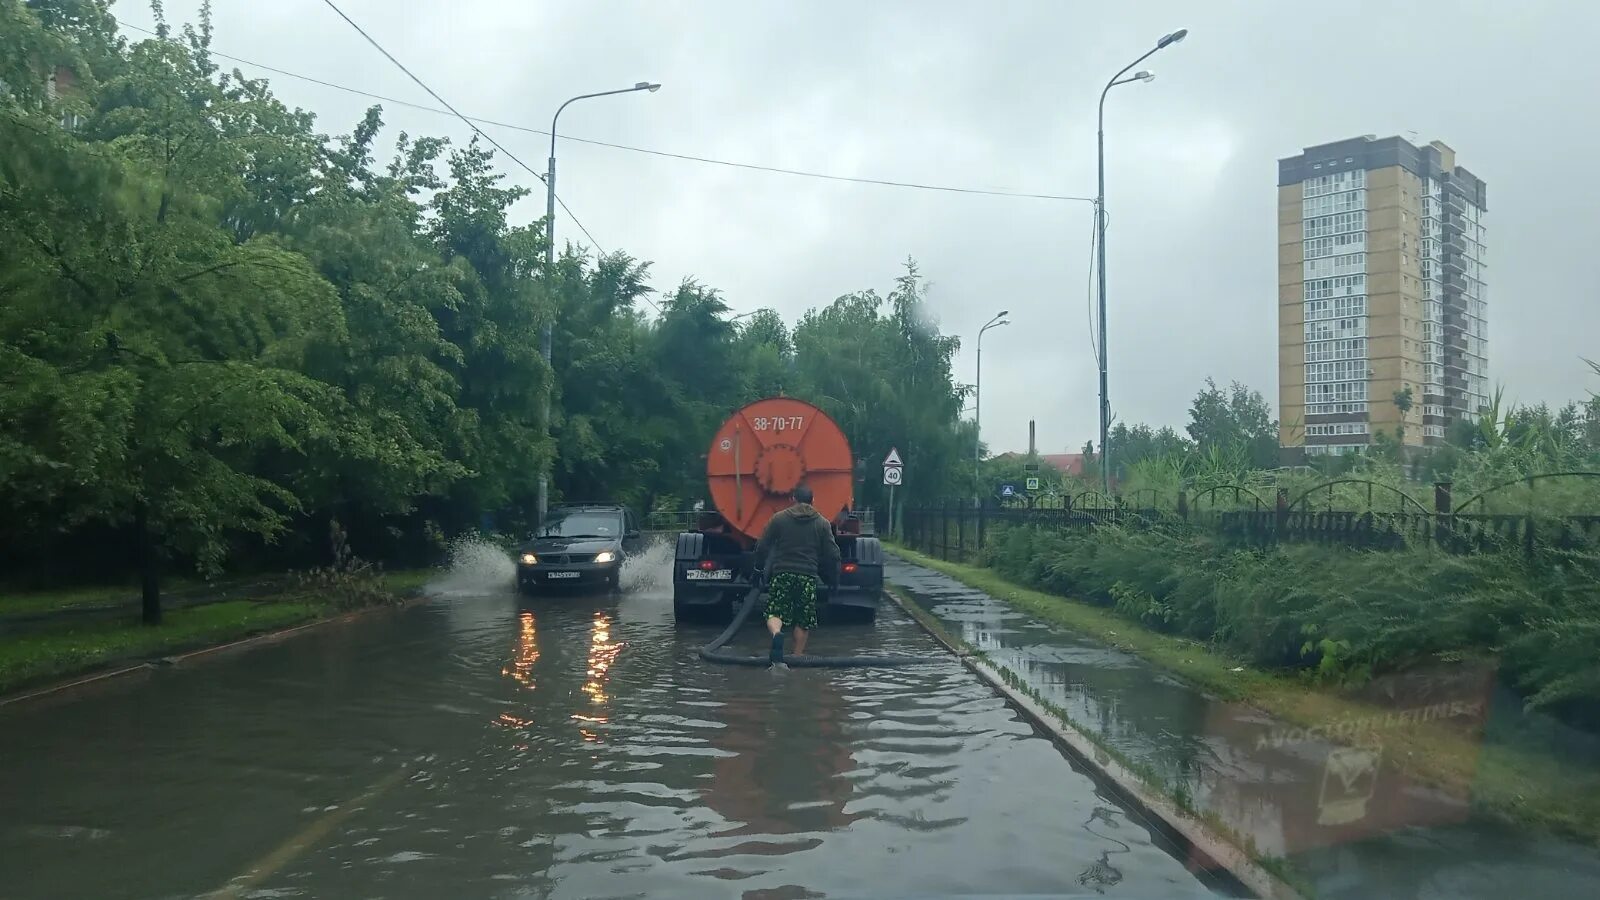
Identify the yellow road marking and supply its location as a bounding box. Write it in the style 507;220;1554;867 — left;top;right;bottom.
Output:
210;764;410;899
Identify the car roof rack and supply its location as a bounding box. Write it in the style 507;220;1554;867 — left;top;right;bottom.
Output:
551;502;626;510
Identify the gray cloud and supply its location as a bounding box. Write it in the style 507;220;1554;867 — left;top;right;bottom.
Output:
126;0;1600;454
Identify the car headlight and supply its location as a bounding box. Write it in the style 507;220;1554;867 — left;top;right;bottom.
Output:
593;550;617;564
519;553;538;566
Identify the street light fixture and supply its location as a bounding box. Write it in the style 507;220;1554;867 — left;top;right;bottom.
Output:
538;81;662;522
1095;30;1186;496
975;311;1011;491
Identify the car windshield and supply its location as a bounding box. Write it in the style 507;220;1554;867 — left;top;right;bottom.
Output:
538;511;621;538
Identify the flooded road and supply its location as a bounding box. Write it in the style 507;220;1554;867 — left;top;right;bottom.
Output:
888;558;1600;899
0;544;1225;899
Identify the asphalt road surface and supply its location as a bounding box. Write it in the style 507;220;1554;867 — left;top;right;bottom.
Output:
0;542;1227;899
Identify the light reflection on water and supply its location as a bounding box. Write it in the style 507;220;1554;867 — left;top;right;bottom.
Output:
576;612;621;742
501;610;540;690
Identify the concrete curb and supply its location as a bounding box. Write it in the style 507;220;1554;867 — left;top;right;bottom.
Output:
883;582;1304;900
0;588;432;710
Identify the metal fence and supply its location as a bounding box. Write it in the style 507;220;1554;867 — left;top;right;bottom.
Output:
902;476;1600;563
644;508;879;535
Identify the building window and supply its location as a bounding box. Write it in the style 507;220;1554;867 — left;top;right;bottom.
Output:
1305;380;1367;405
1306;422;1369;436
1303;252;1366;279
1303;211;1366;239
1307;402;1369;415
1303;274;1367;300
1306;444;1368;457
1303;169;1365;198
1303;232;1367;260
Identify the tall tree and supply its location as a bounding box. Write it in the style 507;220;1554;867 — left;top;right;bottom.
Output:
1186;378;1279;470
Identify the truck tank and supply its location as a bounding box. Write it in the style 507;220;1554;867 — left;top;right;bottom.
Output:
672;397;884;623
704;397;854;542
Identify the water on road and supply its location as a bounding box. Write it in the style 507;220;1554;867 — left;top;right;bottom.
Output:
887;558;1600;899
0;543;1225;899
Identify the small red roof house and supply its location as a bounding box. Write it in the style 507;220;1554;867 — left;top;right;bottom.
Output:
990;452;1088;476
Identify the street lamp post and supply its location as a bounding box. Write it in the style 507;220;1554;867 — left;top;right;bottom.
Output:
975;311;1010;493
539;81;661;523
1096;29;1186;495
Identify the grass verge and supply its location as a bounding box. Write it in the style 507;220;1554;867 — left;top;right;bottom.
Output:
888;544;1600;847
0;568;438;698
0;577;218;618
380;568;436;595
0;600;321;695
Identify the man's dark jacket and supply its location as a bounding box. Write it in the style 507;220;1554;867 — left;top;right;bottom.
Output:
754;502;840;583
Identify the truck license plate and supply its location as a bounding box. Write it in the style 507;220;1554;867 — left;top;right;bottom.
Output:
686;569;732;581
546;571;580;580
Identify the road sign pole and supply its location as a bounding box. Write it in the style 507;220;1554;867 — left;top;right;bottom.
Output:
882;447;904;536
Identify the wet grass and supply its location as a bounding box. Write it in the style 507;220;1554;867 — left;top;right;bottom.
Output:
0;600;321;694
0;569;434;619
380;568;435;595
888;545;1600;846
0;577;215;618
0;568;438;697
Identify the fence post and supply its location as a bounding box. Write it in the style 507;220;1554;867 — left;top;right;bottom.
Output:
977;496;988;557
1275;488;1289;545
941;498;951;560
1524;475;1537;559
957;499;967;562
1433;481;1453;550
1176;489;1188;523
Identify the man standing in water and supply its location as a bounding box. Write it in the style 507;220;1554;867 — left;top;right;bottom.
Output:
753;484;840;664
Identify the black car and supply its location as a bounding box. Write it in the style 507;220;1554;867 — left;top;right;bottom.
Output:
515;504;643;594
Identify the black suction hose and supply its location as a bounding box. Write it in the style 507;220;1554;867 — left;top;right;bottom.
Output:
698;584;937;668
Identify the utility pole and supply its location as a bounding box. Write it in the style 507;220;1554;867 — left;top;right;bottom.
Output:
539;82;661;523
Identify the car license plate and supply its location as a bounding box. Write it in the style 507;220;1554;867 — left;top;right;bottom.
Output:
686;569;732;581
546;571;580;580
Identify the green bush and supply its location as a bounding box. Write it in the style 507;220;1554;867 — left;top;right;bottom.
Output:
983;524;1600;725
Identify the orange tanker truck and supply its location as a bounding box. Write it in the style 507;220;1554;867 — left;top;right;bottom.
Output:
672;397;885;623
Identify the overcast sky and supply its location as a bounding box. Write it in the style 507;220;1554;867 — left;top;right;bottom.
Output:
119;0;1600;455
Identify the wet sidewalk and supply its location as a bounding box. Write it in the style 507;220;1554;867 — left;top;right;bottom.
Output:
886;555;1600;899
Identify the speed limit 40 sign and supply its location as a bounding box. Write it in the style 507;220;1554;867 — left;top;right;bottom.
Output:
883;465;902;485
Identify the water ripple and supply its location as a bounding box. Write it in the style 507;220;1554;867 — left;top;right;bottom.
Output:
0;542;1223;899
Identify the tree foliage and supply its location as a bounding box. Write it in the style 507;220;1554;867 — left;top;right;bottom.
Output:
1;4;976;612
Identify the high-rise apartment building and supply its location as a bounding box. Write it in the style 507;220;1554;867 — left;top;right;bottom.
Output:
1277;136;1488;458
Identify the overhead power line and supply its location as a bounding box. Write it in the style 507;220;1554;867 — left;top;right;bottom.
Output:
312;1;603;251
115;14;613;251
116;18;1092;205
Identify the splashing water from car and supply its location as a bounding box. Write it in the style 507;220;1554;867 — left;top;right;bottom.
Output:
430;535;517;597
619;537;674;594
